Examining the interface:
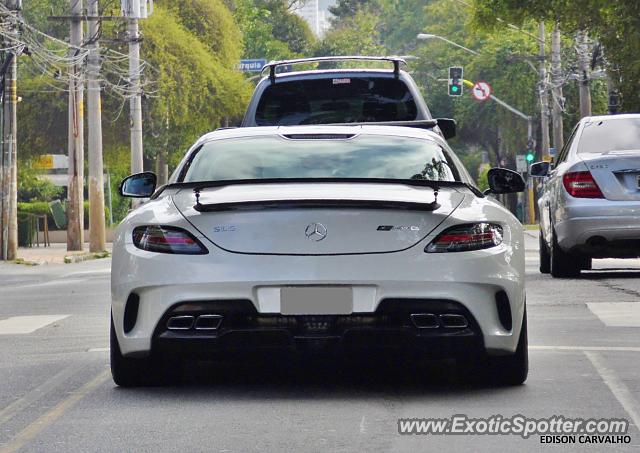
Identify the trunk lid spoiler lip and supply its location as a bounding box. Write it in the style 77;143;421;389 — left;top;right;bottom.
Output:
192;198;441;213
163;178;471;212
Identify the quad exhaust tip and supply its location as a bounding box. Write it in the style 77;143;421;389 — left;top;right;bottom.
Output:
167;315;195;330
167;314;223;331
410;313;439;329
194;314;223;330
410;313;468;329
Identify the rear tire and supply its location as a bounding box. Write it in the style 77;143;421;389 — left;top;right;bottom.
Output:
550;228;580;278
539;231;551;274
485;308;529;386
110;315;182;387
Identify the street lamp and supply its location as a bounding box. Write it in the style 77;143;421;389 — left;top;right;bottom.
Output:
416;33;480;56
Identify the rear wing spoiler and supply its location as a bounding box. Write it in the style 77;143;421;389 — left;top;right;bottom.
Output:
261;56;407;81
324;119;456;140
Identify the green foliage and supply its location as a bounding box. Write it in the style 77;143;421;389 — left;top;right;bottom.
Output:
105;146;133;224
167;0;243;63
232;0;316;60
472;0;640;111
17;161;63;202
314;7;386;58
17;201;51;216
477;165;490;191
329;0;372;21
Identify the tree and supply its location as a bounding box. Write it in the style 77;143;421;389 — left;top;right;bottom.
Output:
232;0;316;60
472;0;640;111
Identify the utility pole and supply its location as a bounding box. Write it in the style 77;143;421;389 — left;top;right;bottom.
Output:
67;0;84;251
576;30;592;118
128;13;144;176
87;0;106;252
550;23;564;152
538;22;550;160
0;0;18;261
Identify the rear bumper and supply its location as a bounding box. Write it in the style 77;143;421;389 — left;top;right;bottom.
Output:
555;199;640;256
112;234;525;358
152;299;485;359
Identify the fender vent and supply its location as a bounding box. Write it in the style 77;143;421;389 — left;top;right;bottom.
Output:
123;293;140;334
495;291;512;331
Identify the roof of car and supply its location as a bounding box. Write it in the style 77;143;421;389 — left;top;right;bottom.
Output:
196;125;444;145
583;113;640;122
255;68;412;84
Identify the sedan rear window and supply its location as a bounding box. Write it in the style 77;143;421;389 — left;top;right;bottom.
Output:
182;135;455;182
578;118;640;153
255;77;418;126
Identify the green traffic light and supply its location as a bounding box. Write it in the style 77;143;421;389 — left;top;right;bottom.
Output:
451;85;459;92
526;153;534;162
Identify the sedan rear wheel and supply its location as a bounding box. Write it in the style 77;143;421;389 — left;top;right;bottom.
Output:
550;228;580;278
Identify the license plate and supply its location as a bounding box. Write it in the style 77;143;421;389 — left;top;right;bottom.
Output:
281;286;353;315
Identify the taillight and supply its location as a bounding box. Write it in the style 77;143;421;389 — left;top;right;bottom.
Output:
425;223;503;253
132;226;208;254
562;171;604;198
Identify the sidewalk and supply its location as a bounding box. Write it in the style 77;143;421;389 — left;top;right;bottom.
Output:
15;243;112;265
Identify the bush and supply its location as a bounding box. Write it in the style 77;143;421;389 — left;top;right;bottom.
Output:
17;201;50;216
18;161;63;202
477;165;490;192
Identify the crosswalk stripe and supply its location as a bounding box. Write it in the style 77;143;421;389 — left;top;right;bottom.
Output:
0;315;69;335
586;302;640;327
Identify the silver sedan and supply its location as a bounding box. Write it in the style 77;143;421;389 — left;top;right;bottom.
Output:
531;114;640;278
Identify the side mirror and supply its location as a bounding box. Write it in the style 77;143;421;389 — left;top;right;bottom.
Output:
529;161;550;178
485;168;525;195
119;172;157;198
436;118;456;139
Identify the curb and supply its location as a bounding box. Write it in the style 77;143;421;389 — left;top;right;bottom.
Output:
63;251;110;264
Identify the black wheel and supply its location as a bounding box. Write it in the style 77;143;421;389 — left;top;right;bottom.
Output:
579;256;592;271
485;308;529;386
110;315;182;387
539;231;551;274
550;228;580;278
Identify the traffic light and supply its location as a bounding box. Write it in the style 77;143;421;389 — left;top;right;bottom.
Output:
448;66;463;97
525;151;535;162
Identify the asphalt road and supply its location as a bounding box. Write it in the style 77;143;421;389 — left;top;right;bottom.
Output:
1;232;639;452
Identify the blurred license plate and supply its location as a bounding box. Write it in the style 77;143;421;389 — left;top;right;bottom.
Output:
281;287;353;315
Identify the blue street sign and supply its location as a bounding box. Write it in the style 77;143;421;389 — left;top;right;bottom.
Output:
238;59;267;72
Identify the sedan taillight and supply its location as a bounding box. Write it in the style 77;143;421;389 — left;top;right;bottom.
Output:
562;171;604;198
425;223;503;253
132;226;208;254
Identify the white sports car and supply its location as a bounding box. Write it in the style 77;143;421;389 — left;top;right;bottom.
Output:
111;125;527;386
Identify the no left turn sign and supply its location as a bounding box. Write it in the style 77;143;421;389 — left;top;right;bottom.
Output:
472;81;492;101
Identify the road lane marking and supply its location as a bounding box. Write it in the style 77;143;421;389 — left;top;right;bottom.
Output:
0;315;69;335
531;345;640;352
0;369;110;453
584;351;640;431
86;347;109;352
0;364;86;427
586;302;640;327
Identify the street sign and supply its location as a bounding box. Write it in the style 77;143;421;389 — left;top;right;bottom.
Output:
34;154;68;170
471;81;492;101
516;155;527;173
238;59;267;72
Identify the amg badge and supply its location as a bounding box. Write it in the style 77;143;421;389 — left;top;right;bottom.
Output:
377;225;420;231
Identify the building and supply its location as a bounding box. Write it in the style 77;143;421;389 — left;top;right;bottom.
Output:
294;0;336;37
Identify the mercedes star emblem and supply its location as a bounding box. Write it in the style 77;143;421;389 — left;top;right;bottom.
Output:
305;223;327;241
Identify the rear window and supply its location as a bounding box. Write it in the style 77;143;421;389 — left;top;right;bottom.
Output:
255;77;418;126
578;118;640;153
182;135;455;182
